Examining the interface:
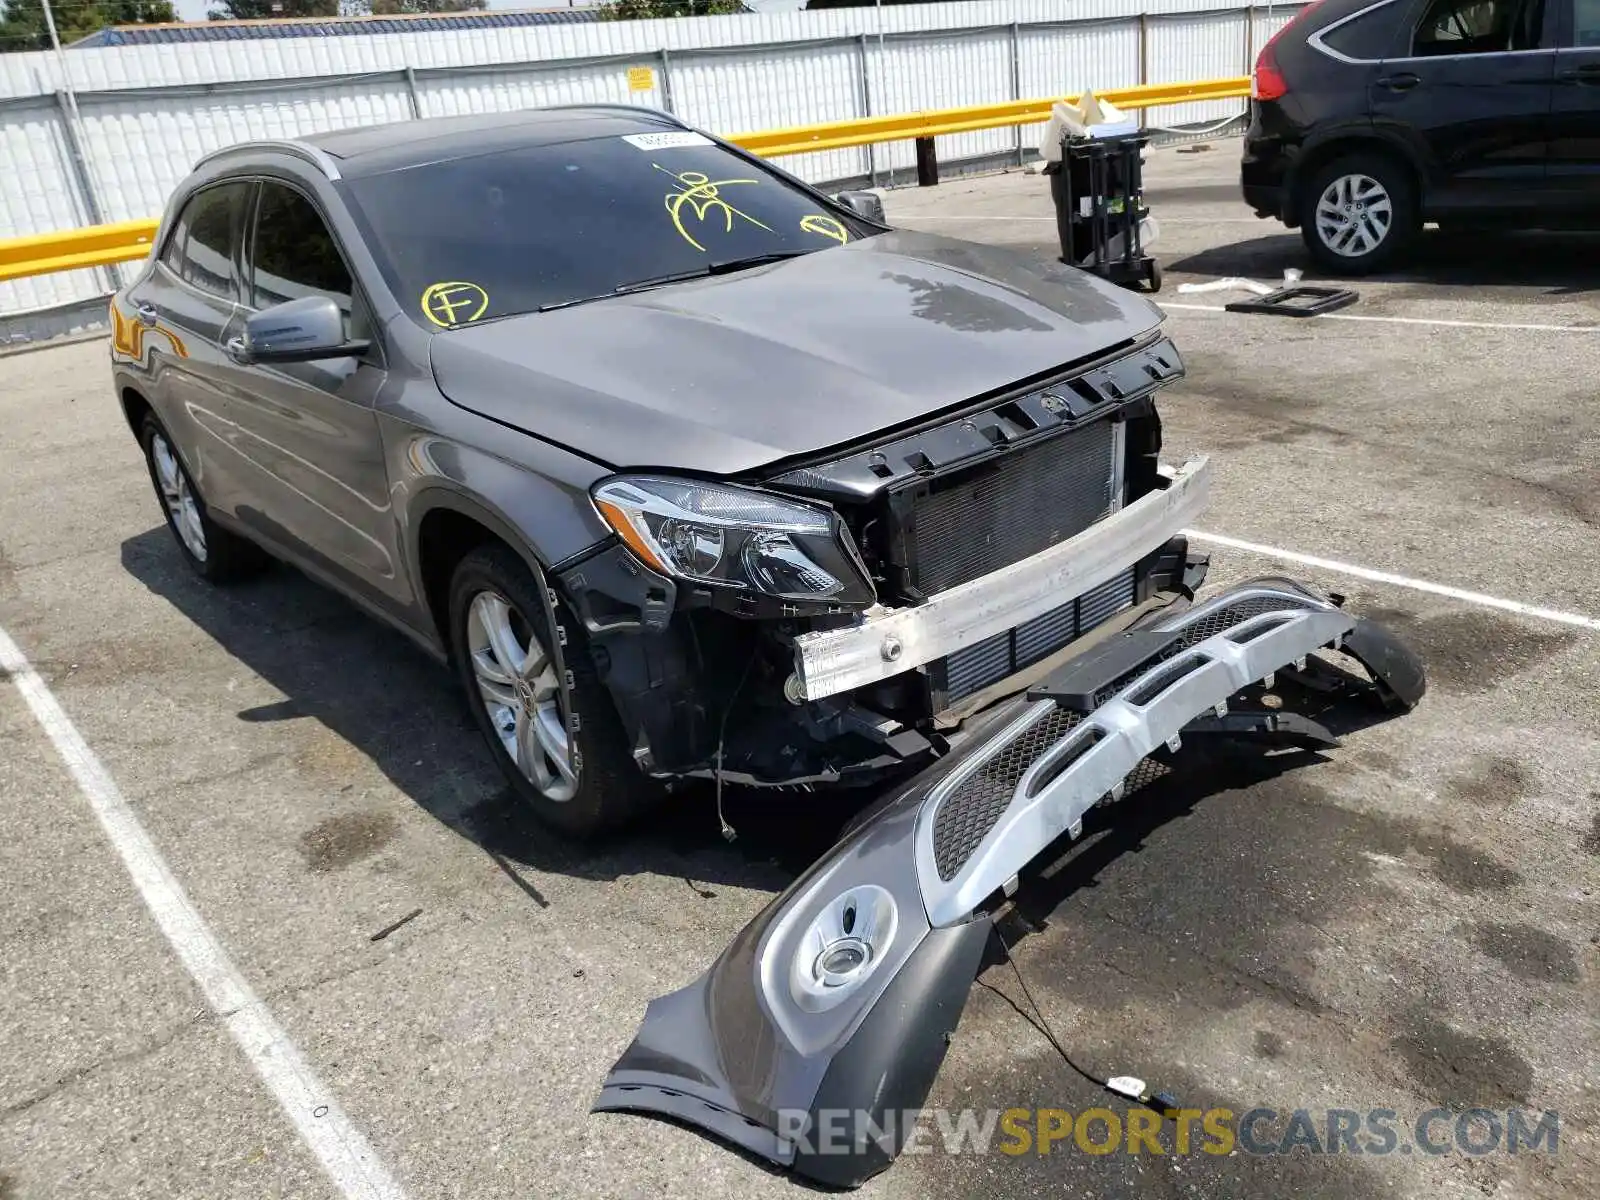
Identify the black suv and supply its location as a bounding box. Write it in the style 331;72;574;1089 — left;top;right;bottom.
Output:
1242;0;1600;272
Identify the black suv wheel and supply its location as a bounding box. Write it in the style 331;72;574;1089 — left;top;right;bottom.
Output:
448;544;656;838
1298;153;1419;275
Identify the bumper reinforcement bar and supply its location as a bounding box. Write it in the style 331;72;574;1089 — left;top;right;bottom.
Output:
789;455;1211;700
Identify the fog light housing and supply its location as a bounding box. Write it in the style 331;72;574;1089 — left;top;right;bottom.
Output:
813;936;873;987
789;884;898;1011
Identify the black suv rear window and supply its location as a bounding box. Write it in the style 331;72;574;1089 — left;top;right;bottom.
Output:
1319;1;1404;58
339;133;876;329
1412;0;1545;54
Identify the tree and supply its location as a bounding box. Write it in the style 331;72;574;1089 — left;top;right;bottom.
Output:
0;0;175;52
207;0;484;14
206;0;335;18
600;0;742;19
366;0;485;12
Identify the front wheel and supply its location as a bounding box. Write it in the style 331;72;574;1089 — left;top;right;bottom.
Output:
448;544;657;839
1298;154;1419;275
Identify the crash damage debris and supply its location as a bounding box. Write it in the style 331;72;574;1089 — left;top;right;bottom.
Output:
594;578;1424;1187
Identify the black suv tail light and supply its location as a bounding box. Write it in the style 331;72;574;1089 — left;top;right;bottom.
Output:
1252;0;1329;101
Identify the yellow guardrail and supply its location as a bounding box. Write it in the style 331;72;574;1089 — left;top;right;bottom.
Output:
734;77;1250;157
0;76;1250;286
0;217;161;284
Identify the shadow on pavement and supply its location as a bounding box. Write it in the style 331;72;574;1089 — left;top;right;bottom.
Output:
1168;227;1600;295
121;526;1413;921
121;525;870;900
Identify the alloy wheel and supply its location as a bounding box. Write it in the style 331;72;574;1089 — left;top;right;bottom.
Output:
1314;173;1393;259
150;431;208;562
466;590;578;802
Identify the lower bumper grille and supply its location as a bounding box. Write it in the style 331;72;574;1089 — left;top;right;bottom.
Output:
934;568;1136;705
930;588;1325;886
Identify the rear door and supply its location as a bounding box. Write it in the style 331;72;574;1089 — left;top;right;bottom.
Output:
1548;0;1600;201
126;180;253;513
1371;0;1557;210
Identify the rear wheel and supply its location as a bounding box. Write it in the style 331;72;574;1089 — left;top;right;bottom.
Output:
1298;153;1418;275
140;414;267;583
448;544;657;838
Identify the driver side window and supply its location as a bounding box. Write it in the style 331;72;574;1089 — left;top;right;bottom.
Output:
249;181;369;339
1412;0;1545;54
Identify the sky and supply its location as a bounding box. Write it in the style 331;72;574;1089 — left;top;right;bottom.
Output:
166;0;809;22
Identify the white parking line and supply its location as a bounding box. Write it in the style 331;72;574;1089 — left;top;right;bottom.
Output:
1185;530;1600;633
1162;301;1600;335
0;625;408;1200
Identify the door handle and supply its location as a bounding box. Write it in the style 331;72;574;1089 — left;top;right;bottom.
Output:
1558;65;1600;83
135;303;158;327
224;336;253;365
1376;72;1421;91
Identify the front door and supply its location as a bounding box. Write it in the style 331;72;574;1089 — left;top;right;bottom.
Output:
1371;0;1557;211
221;178;401;607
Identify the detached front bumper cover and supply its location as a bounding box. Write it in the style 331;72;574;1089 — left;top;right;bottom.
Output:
595;578;1424;1187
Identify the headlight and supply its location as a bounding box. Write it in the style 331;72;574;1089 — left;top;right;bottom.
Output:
593;475;875;609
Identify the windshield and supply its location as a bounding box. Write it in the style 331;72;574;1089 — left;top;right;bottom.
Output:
339;132;877;329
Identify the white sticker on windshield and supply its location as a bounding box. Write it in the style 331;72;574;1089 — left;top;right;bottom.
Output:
622;131;714;151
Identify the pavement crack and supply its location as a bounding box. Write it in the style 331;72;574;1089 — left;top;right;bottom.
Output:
0;1008;213;1121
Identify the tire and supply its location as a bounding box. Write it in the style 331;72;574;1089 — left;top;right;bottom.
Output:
448;543;656;838
1298;153;1419;275
140;414;268;584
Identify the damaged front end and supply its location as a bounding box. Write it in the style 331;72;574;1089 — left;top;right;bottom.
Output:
560;335;1199;789
593;578;1424;1187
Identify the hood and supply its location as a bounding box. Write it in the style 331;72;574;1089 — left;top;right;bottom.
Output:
429;230;1163;475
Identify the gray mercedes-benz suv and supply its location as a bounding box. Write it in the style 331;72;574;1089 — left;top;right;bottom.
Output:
112;105;1212;837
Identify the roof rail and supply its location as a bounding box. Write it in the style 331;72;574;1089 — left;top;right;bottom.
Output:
194;139;343;180
538;103;683;124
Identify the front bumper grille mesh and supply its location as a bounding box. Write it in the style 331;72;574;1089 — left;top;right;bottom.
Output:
932;708;1083;882
929;594;1314;883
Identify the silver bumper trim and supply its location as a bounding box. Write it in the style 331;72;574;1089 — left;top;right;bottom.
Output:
790;456;1212;701
916;585;1356;928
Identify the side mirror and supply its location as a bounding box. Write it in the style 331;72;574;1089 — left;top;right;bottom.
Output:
833;189;887;224
228;295;370;365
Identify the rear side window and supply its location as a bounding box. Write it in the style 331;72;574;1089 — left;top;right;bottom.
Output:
164;182;248;301
1412;0;1545;54
1319;2;1405;58
249;182;354;315
1576;0;1600;45
157;207;192;276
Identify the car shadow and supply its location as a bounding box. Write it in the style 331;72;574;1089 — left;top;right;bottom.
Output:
121;526;1414;915
120;526;876;898
1166;227;1600;295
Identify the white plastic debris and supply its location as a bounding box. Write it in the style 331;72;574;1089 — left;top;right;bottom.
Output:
1176;268;1305;296
1038;91;1138;162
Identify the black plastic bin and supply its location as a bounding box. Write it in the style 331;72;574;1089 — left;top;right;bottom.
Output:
1044;131;1161;293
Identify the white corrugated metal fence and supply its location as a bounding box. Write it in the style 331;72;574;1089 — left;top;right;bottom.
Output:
0;0;1302;339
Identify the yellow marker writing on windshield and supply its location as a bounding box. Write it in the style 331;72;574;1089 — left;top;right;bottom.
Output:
799;214;849;246
421;281;489;328
654;163;772;252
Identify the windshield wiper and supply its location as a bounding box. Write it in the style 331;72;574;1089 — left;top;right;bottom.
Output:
538;251;811;313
